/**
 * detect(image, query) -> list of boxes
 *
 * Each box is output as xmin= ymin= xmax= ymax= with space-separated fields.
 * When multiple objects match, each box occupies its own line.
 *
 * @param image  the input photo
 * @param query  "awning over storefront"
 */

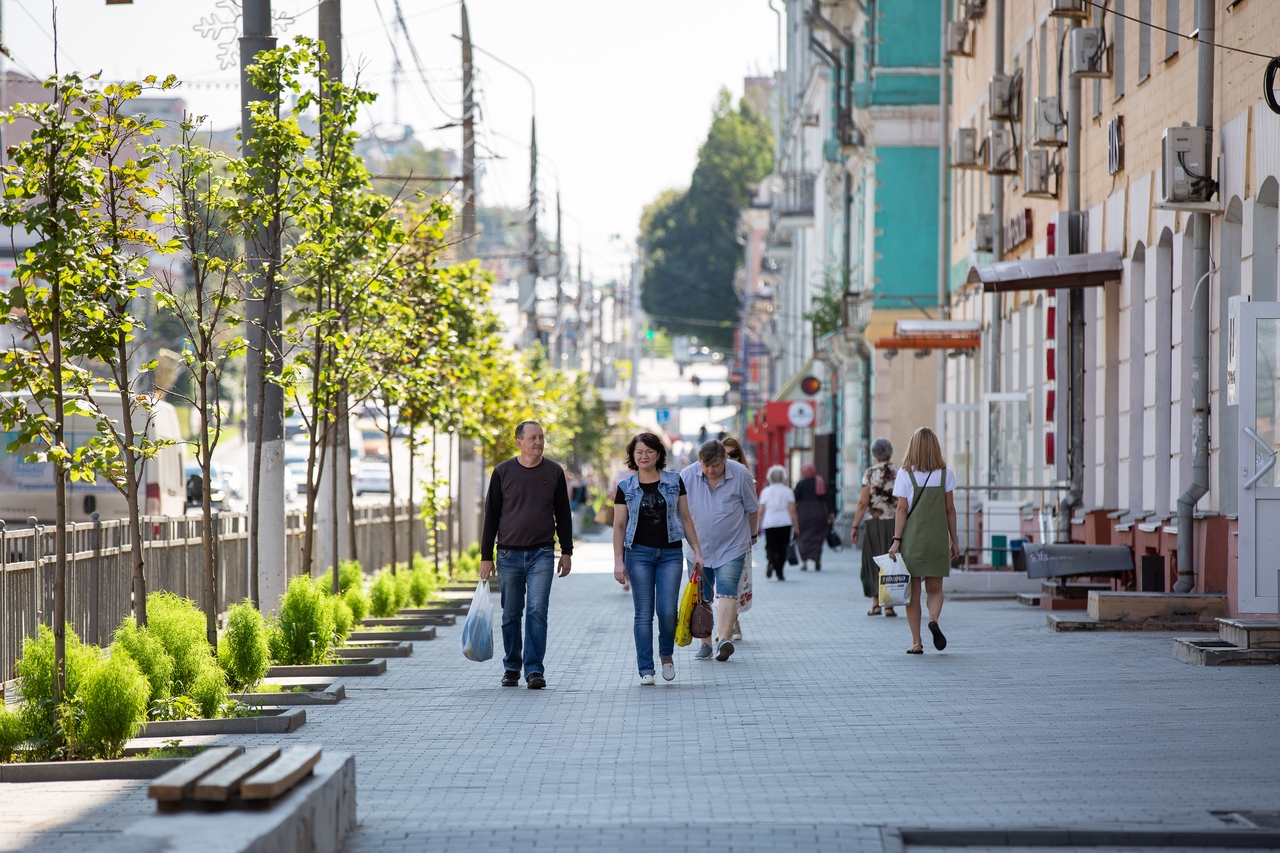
xmin=967 ymin=251 xmax=1124 ymax=294
xmin=874 ymin=319 xmax=981 ymax=351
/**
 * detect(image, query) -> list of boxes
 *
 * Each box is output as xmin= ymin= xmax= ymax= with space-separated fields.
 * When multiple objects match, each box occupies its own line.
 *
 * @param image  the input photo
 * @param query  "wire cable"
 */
xmin=1082 ymin=0 xmax=1276 ymax=61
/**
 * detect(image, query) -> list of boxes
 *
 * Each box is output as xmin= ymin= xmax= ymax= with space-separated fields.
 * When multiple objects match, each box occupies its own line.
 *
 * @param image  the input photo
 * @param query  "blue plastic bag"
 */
xmin=461 ymin=579 xmax=494 ymax=662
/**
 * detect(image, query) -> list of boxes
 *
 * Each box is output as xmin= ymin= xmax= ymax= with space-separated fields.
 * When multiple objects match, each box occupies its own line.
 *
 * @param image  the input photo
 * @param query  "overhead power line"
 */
xmin=1083 ymin=0 xmax=1276 ymax=61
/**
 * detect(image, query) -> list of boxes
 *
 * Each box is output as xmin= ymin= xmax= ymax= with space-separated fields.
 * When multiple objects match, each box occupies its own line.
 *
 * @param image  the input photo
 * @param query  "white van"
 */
xmin=0 ymin=392 xmax=185 ymax=524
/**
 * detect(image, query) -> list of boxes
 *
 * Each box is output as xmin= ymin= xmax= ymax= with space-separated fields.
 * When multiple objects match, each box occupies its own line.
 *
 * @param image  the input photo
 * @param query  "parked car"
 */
xmin=185 ymin=462 xmax=227 ymax=509
xmin=353 ymin=461 xmax=392 ymax=496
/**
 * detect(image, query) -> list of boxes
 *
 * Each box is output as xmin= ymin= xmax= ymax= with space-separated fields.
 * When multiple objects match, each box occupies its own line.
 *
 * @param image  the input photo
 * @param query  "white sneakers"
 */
xmin=662 ymin=661 xmax=675 ymax=682
xmin=639 ymin=674 xmax=655 ymax=686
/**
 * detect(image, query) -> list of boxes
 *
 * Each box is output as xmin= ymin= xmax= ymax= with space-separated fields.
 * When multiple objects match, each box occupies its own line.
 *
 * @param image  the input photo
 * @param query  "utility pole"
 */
xmin=460 ymin=1 xmax=475 ymax=257
xmin=241 ymin=0 xmax=284 ymax=611
xmin=526 ymin=117 xmax=539 ymax=346
xmin=553 ymin=190 xmax=563 ymax=364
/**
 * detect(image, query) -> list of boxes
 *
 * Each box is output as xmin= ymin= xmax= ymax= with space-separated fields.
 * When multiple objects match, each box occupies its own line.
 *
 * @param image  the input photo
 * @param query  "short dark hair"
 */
xmin=515 ymin=420 xmax=540 ymax=440
xmin=697 ymin=440 xmax=726 ymax=465
xmin=625 ymin=432 xmax=668 ymax=471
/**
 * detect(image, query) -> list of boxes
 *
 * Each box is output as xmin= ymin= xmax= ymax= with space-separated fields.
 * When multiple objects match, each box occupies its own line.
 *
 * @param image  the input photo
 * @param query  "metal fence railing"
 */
xmin=1 ymin=503 xmax=429 ymax=683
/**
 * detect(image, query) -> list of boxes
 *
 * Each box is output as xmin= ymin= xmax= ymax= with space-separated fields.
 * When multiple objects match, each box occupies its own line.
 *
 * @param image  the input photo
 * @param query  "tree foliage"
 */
xmin=638 ymin=91 xmax=773 ymax=351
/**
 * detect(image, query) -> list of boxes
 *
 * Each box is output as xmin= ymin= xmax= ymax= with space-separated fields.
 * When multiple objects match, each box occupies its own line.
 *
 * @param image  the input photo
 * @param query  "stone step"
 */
xmin=1014 ymin=592 xmax=1041 ymax=607
xmin=1087 ymin=591 xmax=1227 ymax=623
xmin=1173 ymin=637 xmax=1280 ymax=665
xmin=1040 ymin=595 xmax=1088 ymax=611
xmin=1048 ymin=614 xmax=1220 ymax=632
xmin=1216 ymin=618 xmax=1280 ymax=650
xmin=1041 ymin=580 xmax=1111 ymax=597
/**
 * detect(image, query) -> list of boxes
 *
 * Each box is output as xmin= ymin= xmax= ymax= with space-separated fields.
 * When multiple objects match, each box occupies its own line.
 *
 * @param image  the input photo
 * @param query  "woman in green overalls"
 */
xmin=886 ymin=427 xmax=960 ymax=654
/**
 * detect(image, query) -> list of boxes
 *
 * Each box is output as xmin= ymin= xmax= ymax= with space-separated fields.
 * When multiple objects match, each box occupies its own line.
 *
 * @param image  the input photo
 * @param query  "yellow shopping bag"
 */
xmin=675 ymin=570 xmax=700 ymax=647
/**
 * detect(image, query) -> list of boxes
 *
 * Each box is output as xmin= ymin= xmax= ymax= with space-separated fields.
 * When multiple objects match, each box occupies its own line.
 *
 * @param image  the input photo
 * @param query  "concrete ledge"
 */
xmin=942 ymin=570 xmax=1044 ymax=596
xmin=1088 ymin=591 xmax=1228 ymax=622
xmin=232 ymin=684 xmax=345 ymax=707
xmin=1174 ymin=637 xmax=1280 ymax=665
xmin=348 ymin=628 xmax=435 ymax=642
xmin=266 ymin=659 xmax=387 ymax=678
xmin=0 ymin=756 xmax=185 ymax=782
xmin=1217 ymin=618 xmax=1280 ymax=649
xmin=1049 ymin=614 xmax=1220 ymax=632
xmin=334 ymin=642 xmax=412 ymax=658
xmin=897 ymin=826 xmax=1280 ymax=848
xmin=361 ymin=614 xmax=455 ymax=627
xmin=124 ymin=751 xmax=356 ymax=853
xmin=142 ymin=708 xmax=306 ymax=738
xmin=399 ymin=605 xmax=468 ymax=617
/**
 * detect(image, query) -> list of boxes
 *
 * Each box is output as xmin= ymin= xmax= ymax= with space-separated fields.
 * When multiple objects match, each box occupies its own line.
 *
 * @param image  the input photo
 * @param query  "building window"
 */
xmin=1138 ymin=0 xmax=1151 ymax=82
xmin=1039 ymin=23 xmax=1048 ymax=99
xmin=1112 ymin=0 xmax=1125 ymax=100
xmin=1165 ymin=0 xmax=1180 ymax=60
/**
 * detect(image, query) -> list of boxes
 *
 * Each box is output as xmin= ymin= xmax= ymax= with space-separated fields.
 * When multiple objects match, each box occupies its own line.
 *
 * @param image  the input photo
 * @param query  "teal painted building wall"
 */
xmin=854 ymin=0 xmax=942 ymax=108
xmin=873 ymin=146 xmax=940 ymax=309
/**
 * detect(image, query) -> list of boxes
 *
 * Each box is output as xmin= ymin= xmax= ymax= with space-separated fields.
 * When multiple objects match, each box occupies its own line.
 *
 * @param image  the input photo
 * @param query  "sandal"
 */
xmin=867 ymin=605 xmax=882 ymax=616
xmin=884 ymin=607 xmax=897 ymax=617
xmin=907 ymin=644 xmax=924 ymax=655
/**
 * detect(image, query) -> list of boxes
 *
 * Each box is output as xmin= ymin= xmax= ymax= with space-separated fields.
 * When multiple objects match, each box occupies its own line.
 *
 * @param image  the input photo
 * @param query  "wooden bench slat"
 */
xmin=240 ymin=745 xmax=323 ymax=800
xmin=193 ymin=746 xmax=281 ymax=802
xmin=148 ymin=746 xmax=244 ymax=802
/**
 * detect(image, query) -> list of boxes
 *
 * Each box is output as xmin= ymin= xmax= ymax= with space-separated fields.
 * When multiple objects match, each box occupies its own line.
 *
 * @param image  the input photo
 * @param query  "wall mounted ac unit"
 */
xmin=987 ymin=125 xmax=1017 ymax=175
xmin=951 ymin=127 xmax=983 ymax=169
xmin=975 ymin=214 xmax=995 ymax=253
xmin=1024 ymin=149 xmax=1057 ymax=198
xmin=1069 ymin=28 xmax=1109 ymax=78
xmin=946 ymin=20 xmax=972 ymax=58
xmin=988 ymin=74 xmax=1016 ymax=121
xmin=1049 ymin=0 xmax=1090 ymax=18
xmin=1160 ymin=125 xmax=1216 ymax=204
xmin=965 ymin=0 xmax=988 ymax=20
xmin=1031 ymin=97 xmax=1066 ymax=147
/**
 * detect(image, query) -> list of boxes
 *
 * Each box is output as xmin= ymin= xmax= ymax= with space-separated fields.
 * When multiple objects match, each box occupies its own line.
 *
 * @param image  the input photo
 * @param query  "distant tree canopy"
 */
xmin=639 ymin=90 xmax=773 ymax=351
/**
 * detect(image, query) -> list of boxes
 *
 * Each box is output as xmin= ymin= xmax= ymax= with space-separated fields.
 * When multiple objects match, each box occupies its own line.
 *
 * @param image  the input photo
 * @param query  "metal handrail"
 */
xmin=1243 ymin=427 xmax=1276 ymax=491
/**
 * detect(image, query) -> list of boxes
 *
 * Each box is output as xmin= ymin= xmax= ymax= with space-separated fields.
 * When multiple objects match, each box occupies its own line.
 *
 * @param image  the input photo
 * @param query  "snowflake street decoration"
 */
xmin=195 ymin=0 xmax=297 ymax=71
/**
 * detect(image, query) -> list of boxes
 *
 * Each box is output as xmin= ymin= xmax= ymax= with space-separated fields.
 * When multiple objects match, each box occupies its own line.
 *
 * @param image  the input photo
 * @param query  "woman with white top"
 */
xmin=886 ymin=427 xmax=960 ymax=654
xmin=757 ymin=465 xmax=799 ymax=581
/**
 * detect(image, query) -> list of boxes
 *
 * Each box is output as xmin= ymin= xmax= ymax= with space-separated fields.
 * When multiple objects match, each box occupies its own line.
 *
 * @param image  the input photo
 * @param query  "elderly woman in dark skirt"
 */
xmin=850 ymin=438 xmax=898 ymax=616
xmin=793 ymin=462 xmax=834 ymax=571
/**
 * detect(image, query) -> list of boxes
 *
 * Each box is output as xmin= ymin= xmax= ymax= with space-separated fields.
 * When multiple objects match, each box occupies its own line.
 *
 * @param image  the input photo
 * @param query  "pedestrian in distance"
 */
xmin=757 ymin=464 xmax=799 ymax=581
xmin=612 ymin=432 xmax=705 ymax=685
xmin=680 ymin=440 xmax=759 ymax=662
xmin=721 ymin=436 xmax=752 ymax=641
xmin=851 ymin=437 xmax=899 ymax=617
xmin=886 ymin=427 xmax=960 ymax=655
xmin=479 ymin=420 xmax=574 ymax=689
xmin=793 ymin=462 xmax=834 ymax=571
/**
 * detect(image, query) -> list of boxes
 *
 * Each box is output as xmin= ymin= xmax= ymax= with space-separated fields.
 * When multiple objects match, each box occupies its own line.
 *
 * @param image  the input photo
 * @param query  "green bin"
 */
xmin=991 ymin=534 xmax=1008 ymax=568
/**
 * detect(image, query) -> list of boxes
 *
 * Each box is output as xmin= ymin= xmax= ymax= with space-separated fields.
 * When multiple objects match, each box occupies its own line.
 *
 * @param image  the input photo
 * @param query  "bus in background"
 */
xmin=0 ymin=393 xmax=185 ymax=524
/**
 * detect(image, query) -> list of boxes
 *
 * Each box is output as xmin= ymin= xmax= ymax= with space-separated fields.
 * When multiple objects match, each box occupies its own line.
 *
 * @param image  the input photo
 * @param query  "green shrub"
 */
xmin=271 ymin=575 xmax=335 ymax=665
xmin=111 ymin=617 xmax=175 ymax=705
xmin=189 ymin=666 xmax=228 ymax=719
xmin=394 ymin=567 xmax=413 ymax=609
xmin=78 ymin=652 xmax=149 ymax=759
xmin=368 ymin=569 xmax=399 ymax=618
xmin=331 ymin=598 xmax=354 ymax=644
xmin=406 ymin=554 xmax=439 ymax=606
xmin=146 ymin=591 xmax=217 ymax=694
xmin=338 ymin=559 xmax=364 ymax=594
xmin=343 ymin=584 xmax=370 ymax=623
xmin=15 ymin=624 xmax=99 ymax=758
xmin=0 ymin=705 xmax=27 ymax=762
xmin=217 ymin=600 xmax=270 ymax=692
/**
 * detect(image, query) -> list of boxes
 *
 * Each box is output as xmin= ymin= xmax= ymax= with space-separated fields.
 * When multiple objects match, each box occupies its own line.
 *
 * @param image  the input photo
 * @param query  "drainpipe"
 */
xmin=938 ymin=0 xmax=950 ymax=414
xmin=1059 ymin=14 xmax=1084 ymax=544
xmin=988 ymin=0 xmax=1005 ymax=496
xmin=1175 ymin=0 xmax=1215 ymax=593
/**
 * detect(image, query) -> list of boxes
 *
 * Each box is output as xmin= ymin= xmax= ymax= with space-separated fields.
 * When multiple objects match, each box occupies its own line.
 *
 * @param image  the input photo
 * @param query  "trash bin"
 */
xmin=1009 ymin=538 xmax=1026 ymax=572
xmin=991 ymin=534 xmax=1008 ymax=568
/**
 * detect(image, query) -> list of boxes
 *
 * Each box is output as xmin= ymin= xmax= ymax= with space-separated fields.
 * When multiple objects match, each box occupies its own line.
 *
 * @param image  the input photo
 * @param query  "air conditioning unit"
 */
xmin=1160 ymin=125 xmax=1216 ymax=204
xmin=975 ymin=213 xmax=995 ymax=252
xmin=946 ymin=20 xmax=972 ymax=58
xmin=951 ymin=127 xmax=983 ymax=169
xmin=1049 ymin=0 xmax=1090 ymax=18
xmin=988 ymin=74 xmax=1016 ymax=121
xmin=1032 ymin=97 xmax=1066 ymax=147
xmin=965 ymin=0 xmax=988 ymax=20
xmin=1024 ymin=149 xmax=1057 ymax=198
xmin=1069 ymin=28 xmax=1109 ymax=78
xmin=987 ymin=125 xmax=1017 ymax=174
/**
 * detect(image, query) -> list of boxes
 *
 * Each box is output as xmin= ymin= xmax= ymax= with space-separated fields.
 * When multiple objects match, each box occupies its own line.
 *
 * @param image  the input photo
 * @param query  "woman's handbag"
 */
xmin=594 ymin=502 xmax=614 ymax=526
xmin=690 ymin=571 xmax=714 ymax=640
xmin=675 ymin=569 xmax=699 ymax=646
xmin=786 ymin=540 xmax=800 ymax=566
xmin=826 ymin=525 xmax=843 ymax=550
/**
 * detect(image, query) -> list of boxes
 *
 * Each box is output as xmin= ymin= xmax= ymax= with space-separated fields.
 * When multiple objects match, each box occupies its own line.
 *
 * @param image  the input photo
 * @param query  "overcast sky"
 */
xmin=2 ymin=0 xmax=781 ymax=280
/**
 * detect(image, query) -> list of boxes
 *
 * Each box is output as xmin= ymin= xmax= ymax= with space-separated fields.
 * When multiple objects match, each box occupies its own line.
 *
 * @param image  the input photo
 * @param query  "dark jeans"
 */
xmin=764 ymin=526 xmax=791 ymax=578
xmin=496 ymin=547 xmax=554 ymax=676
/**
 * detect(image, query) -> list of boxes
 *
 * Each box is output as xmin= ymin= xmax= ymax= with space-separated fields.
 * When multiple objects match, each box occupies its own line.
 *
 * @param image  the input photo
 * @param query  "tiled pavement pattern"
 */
xmin=3 ymin=538 xmax=1279 ymax=852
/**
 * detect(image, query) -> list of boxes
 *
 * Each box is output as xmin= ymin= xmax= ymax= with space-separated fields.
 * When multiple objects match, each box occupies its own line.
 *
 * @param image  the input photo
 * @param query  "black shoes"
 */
xmin=501 ymin=670 xmax=520 ymax=687
xmin=526 ymin=672 xmax=546 ymax=690
xmin=928 ymin=620 xmax=947 ymax=651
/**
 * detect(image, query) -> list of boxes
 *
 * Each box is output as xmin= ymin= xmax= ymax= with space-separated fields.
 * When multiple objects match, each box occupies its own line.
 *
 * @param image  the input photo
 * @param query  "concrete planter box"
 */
xmin=361 ymin=614 xmax=455 ymax=627
xmin=233 ymin=683 xmax=345 ymax=706
xmin=400 ymin=605 xmax=468 ymax=617
xmin=142 ymin=707 xmax=307 ymax=738
xmin=266 ymin=659 xmax=387 ymax=678
xmin=348 ymin=627 xmax=435 ymax=642
xmin=0 ymin=756 xmax=186 ymax=783
xmin=335 ymin=641 xmax=412 ymax=658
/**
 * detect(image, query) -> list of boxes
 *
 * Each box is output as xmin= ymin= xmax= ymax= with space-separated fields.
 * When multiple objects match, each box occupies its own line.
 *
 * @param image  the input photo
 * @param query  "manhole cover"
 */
xmin=1213 ymin=810 xmax=1280 ymax=828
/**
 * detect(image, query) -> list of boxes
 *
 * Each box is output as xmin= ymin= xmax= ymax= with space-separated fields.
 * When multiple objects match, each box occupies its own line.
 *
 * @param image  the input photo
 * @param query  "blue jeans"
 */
xmin=625 ymin=545 xmax=684 ymax=676
xmin=694 ymin=553 xmax=746 ymax=600
xmin=496 ymin=547 xmax=555 ymax=676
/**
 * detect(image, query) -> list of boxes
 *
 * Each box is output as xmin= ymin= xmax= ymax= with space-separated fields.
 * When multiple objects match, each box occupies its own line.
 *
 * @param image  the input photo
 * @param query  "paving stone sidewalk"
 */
xmin=3 ymin=539 xmax=1279 ymax=852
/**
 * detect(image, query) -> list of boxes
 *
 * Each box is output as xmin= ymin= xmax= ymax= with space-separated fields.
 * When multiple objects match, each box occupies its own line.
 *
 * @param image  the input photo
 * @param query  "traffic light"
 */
xmin=645 ymin=328 xmax=654 ymax=339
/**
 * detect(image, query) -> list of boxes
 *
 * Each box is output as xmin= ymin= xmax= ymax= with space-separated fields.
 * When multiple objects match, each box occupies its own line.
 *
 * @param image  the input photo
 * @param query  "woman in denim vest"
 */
xmin=613 ymin=432 xmax=704 ymax=685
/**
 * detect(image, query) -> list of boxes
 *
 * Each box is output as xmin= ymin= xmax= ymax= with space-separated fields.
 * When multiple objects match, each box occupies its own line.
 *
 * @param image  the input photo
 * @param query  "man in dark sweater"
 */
xmin=479 ymin=420 xmax=574 ymax=689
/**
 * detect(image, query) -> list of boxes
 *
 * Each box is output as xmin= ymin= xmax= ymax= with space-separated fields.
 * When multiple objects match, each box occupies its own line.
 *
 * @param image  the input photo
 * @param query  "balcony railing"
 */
xmin=775 ymin=172 xmax=816 ymax=219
